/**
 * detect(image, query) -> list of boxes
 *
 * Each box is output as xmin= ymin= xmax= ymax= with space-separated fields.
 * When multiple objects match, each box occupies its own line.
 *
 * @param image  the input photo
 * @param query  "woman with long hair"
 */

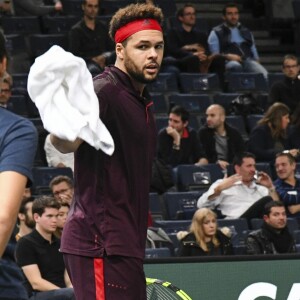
xmin=248 ymin=102 xmax=298 ymax=162
xmin=177 ymin=208 xmax=233 ymax=256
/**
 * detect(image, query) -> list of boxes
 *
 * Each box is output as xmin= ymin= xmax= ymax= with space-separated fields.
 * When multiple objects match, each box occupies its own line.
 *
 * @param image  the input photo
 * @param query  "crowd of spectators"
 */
xmin=1 ymin=3 xmax=300 ymax=294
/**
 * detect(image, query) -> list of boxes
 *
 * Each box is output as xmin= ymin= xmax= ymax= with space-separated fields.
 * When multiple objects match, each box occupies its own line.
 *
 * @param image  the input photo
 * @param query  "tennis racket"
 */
xmin=146 ymin=277 xmax=192 ymax=300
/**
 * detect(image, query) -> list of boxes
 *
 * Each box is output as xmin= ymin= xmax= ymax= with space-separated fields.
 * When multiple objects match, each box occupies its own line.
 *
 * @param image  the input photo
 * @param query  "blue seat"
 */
xmin=5 ymin=34 xmax=27 ymax=56
xmin=145 ymin=247 xmax=171 ymax=258
xmin=225 ymin=115 xmax=248 ymax=140
xmin=246 ymin=114 xmax=263 ymax=133
xmin=149 ymin=193 xmax=163 ymax=221
xmin=42 ymin=15 xmax=79 ymax=34
xmin=12 ymin=73 xmax=28 ymax=90
xmin=147 ymin=72 xmax=179 ymax=93
xmin=2 ymin=16 xmax=41 ymax=34
xmin=176 ymin=164 xmax=224 ymax=192
xmin=154 ymin=0 xmax=177 ymax=18
xmin=32 ymin=167 xmax=73 ymax=194
xmin=293 ymin=0 xmax=300 ymax=19
xmin=255 ymin=162 xmax=273 ymax=179
xmin=213 ymin=93 xmax=240 ymax=114
xmin=150 ymin=93 xmax=168 ymax=114
xmin=153 ymin=220 xmax=191 ymax=234
xmin=227 ymin=72 xmax=268 ymax=92
xmin=179 ymin=73 xmax=220 ymax=93
xmin=28 ymin=34 xmax=68 ymax=58
xmin=218 ymin=218 xmax=249 ymax=246
xmin=268 ymin=72 xmax=285 ymax=89
xmin=163 ymin=191 xmax=201 ymax=220
xmin=168 ymin=93 xmax=212 ymax=115
xmin=8 ymin=95 xmax=28 ymax=117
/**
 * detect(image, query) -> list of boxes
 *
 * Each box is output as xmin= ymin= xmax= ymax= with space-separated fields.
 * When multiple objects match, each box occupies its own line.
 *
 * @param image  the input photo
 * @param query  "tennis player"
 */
xmin=51 ymin=3 xmax=164 ymax=299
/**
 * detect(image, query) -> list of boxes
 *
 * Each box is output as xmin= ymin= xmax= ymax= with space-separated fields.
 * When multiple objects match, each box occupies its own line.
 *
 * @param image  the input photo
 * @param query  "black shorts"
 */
xmin=64 ymin=254 xmax=146 ymax=300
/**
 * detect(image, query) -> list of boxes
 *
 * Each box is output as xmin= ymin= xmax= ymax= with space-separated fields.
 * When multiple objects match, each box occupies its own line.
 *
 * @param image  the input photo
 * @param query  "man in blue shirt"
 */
xmin=208 ymin=2 xmax=268 ymax=79
xmin=274 ymin=152 xmax=300 ymax=218
xmin=0 ymin=108 xmax=38 ymax=300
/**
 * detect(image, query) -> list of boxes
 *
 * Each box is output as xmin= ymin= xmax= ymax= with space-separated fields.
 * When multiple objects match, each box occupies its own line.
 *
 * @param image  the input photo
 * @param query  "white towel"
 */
xmin=27 ymin=45 xmax=114 ymax=155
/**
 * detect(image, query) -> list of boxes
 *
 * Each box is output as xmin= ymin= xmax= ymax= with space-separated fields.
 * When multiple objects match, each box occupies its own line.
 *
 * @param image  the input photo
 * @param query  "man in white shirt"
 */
xmin=197 ymin=152 xmax=278 ymax=219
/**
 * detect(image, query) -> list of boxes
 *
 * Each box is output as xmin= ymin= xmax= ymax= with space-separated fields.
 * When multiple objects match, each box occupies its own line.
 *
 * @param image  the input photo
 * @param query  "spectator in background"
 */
xmin=248 ymin=102 xmax=298 ymax=162
xmin=197 ymin=152 xmax=278 ymax=220
xmin=288 ymin=106 xmax=300 ymax=150
xmin=246 ymin=201 xmax=296 ymax=254
xmin=15 ymin=196 xmax=74 ymax=299
xmin=68 ymin=0 xmax=115 ymax=76
xmin=13 ymin=0 xmax=62 ymax=16
xmin=269 ymin=54 xmax=300 ymax=112
xmin=274 ymin=152 xmax=300 ymax=218
xmin=198 ymin=104 xmax=245 ymax=170
xmin=15 ymin=197 xmax=35 ymax=241
xmin=177 ymin=208 xmax=233 ymax=256
xmin=44 ymin=133 xmax=74 ymax=171
xmin=54 ymin=201 xmax=70 ymax=238
xmin=208 ymin=2 xmax=268 ymax=79
xmin=157 ymin=105 xmax=208 ymax=167
xmin=165 ymin=4 xmax=226 ymax=89
xmin=0 ymin=72 xmax=12 ymax=108
xmin=49 ymin=175 xmax=74 ymax=205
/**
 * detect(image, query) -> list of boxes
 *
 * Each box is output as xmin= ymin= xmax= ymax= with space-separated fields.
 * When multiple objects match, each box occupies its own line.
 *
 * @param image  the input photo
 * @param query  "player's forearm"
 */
xmin=50 ymin=134 xmax=83 ymax=153
xmin=30 ymin=278 xmax=60 ymax=291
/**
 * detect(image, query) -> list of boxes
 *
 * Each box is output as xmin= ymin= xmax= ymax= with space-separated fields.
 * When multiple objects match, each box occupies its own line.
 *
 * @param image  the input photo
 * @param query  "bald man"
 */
xmin=198 ymin=104 xmax=245 ymax=170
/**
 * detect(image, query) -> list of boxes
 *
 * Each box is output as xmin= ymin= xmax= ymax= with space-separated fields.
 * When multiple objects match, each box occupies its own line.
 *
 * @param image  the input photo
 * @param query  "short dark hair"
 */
xmin=282 ymin=54 xmax=299 ymax=66
xmin=176 ymin=3 xmax=195 ymax=19
xmin=32 ymin=196 xmax=61 ymax=216
xmin=169 ymin=105 xmax=189 ymax=122
xmin=109 ymin=3 xmax=164 ymax=43
xmin=49 ymin=175 xmax=73 ymax=190
xmin=17 ymin=197 xmax=34 ymax=225
xmin=222 ymin=2 xmax=239 ymax=15
xmin=275 ymin=152 xmax=296 ymax=164
xmin=232 ymin=152 xmax=256 ymax=167
xmin=264 ymin=201 xmax=285 ymax=216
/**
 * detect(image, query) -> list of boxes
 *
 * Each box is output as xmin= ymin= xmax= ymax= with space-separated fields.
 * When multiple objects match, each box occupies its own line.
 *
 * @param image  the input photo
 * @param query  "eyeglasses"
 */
xmin=283 ymin=64 xmax=298 ymax=69
xmin=53 ymin=188 xmax=71 ymax=197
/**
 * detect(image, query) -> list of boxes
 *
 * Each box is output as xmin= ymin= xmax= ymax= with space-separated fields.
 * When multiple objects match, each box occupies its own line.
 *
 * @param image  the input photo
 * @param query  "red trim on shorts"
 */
xmin=94 ymin=258 xmax=105 ymax=300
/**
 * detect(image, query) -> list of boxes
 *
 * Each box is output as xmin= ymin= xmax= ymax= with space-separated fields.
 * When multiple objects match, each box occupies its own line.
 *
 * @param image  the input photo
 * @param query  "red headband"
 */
xmin=114 ymin=19 xmax=162 ymax=43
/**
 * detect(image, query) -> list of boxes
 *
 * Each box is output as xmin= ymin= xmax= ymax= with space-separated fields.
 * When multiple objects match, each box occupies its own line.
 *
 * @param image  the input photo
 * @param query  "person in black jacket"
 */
xmin=165 ymin=4 xmax=226 ymax=89
xmin=246 ymin=201 xmax=297 ymax=254
xmin=248 ymin=102 xmax=298 ymax=162
xmin=269 ymin=54 xmax=300 ymax=112
xmin=157 ymin=105 xmax=208 ymax=167
xmin=177 ymin=208 xmax=233 ymax=256
xmin=199 ymin=104 xmax=245 ymax=170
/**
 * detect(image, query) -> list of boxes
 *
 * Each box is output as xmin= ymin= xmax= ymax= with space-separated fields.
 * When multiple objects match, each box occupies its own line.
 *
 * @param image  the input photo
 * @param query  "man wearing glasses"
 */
xmin=269 ymin=54 xmax=300 ymax=111
xmin=49 ymin=175 xmax=74 ymax=205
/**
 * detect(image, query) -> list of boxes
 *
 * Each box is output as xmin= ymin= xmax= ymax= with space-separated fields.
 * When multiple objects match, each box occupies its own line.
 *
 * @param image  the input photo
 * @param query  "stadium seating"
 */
xmin=145 ymin=247 xmax=172 ymax=258
xmin=163 ymin=191 xmax=201 ymax=220
xmin=175 ymin=164 xmax=224 ymax=191
xmin=168 ymin=93 xmax=212 ymax=115
xmin=2 ymin=16 xmax=41 ymax=34
xmin=179 ymin=73 xmax=220 ymax=93
xmin=226 ymin=72 xmax=268 ymax=92
xmin=147 ymin=72 xmax=179 ymax=93
xmin=27 ymin=34 xmax=68 ymax=58
xmin=31 ymin=167 xmax=73 ymax=194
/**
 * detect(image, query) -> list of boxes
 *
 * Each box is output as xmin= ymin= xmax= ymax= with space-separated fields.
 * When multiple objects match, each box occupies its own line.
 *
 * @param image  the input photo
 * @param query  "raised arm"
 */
xmin=50 ymin=134 xmax=83 ymax=154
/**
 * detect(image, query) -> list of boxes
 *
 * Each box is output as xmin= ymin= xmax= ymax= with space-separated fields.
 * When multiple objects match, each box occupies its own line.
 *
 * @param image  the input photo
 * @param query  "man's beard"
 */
xmin=124 ymin=57 xmax=160 ymax=84
xmin=25 ymin=216 xmax=35 ymax=229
